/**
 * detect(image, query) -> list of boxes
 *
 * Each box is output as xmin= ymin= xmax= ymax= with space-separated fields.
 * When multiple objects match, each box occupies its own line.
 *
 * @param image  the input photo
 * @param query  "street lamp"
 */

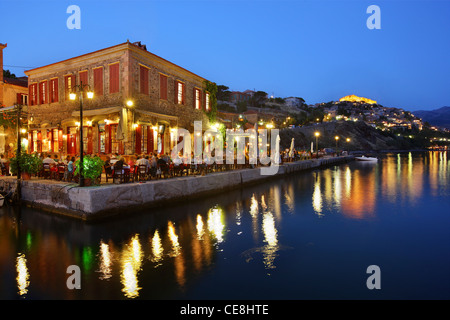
xmin=335 ymin=136 xmax=339 ymax=155
xmin=314 ymin=131 xmax=320 ymax=158
xmin=69 ymin=81 xmax=94 ymax=187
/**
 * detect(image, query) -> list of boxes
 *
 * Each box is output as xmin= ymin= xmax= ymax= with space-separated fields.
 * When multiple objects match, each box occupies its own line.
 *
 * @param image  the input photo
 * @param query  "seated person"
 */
xmin=113 ymin=156 xmax=125 ymax=171
xmin=42 ymin=154 xmax=54 ymax=165
xmin=104 ymin=156 xmax=112 ymax=175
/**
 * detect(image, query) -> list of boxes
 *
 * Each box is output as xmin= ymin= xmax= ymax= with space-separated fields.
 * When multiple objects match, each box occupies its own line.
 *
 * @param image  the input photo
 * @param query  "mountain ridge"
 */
xmin=412 ymin=106 xmax=450 ymax=129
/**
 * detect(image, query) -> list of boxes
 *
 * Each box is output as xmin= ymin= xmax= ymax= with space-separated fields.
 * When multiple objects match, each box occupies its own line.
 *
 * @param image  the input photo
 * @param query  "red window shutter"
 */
xmin=105 ymin=125 xmax=110 ymax=154
xmin=140 ymin=66 xmax=148 ymax=95
xmin=88 ymin=127 xmax=93 ymax=154
xmin=79 ymin=71 xmax=88 ymax=86
xmin=55 ymin=79 xmax=59 ymax=103
xmin=49 ymin=129 xmax=54 ymax=152
xmin=135 ymin=125 xmax=142 ymax=154
xmin=58 ymin=129 xmax=63 ymax=152
xmin=50 ymin=79 xmax=58 ymax=103
xmin=160 ymin=74 xmax=167 ymax=100
xmin=193 ymin=88 xmax=196 ymax=108
xmin=28 ymin=86 xmax=33 ymax=105
xmin=79 ymin=71 xmax=88 ymax=97
xmin=109 ymin=63 xmax=119 ymax=94
xmin=38 ymin=82 xmax=42 ymax=104
xmin=203 ymin=91 xmax=206 ymax=111
xmin=37 ymin=131 xmax=42 ymax=153
xmin=94 ymin=68 xmax=103 ymax=96
xmin=182 ymin=83 xmax=186 ymax=105
xmin=174 ymin=81 xmax=178 ymax=104
xmin=118 ymin=141 xmax=124 ymax=155
xmin=16 ymin=93 xmax=22 ymax=104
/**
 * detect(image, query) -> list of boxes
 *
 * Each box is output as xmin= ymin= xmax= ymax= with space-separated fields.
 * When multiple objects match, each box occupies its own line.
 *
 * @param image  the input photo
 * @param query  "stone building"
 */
xmin=24 ymin=40 xmax=212 ymax=156
xmin=0 ymin=42 xmax=29 ymax=157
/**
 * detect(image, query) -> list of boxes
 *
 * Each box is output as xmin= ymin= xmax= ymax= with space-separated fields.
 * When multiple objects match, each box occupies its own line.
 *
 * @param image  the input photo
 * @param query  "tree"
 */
xmin=216 ymin=85 xmax=231 ymax=101
xmin=3 ymin=69 xmax=16 ymax=79
xmin=252 ymin=91 xmax=268 ymax=107
xmin=236 ymin=101 xmax=248 ymax=113
xmin=203 ymin=80 xmax=218 ymax=123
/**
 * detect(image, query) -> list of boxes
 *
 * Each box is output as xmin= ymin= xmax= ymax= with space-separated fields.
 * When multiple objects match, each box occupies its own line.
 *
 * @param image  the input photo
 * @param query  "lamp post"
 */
xmin=314 ymin=131 xmax=320 ymax=158
xmin=69 ymin=81 xmax=94 ymax=187
xmin=335 ymin=135 xmax=339 ymax=156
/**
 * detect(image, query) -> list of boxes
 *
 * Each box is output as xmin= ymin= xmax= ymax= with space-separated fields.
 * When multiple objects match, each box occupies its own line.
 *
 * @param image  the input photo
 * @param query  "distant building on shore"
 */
xmin=339 ymin=95 xmax=377 ymax=105
xmin=230 ymin=89 xmax=254 ymax=104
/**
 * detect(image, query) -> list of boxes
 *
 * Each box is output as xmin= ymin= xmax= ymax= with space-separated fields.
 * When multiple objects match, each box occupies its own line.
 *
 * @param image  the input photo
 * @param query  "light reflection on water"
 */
xmin=1 ymin=151 xmax=449 ymax=299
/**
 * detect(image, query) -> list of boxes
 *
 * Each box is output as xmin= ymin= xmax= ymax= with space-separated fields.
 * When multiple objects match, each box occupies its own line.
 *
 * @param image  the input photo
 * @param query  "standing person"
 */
xmin=0 ymin=154 xmax=7 ymax=176
xmin=67 ymin=156 xmax=75 ymax=182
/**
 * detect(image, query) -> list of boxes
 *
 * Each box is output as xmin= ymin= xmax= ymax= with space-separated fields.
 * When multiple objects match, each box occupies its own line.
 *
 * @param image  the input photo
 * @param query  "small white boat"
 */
xmin=355 ymin=155 xmax=378 ymax=162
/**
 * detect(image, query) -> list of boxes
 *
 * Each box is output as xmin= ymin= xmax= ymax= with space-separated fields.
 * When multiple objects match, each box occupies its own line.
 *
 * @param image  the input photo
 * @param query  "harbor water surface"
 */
xmin=1 ymin=151 xmax=449 ymax=299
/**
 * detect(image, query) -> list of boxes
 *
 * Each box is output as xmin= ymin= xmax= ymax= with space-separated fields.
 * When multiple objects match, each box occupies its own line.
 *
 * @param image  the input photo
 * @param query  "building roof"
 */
xmin=25 ymin=41 xmax=207 ymax=81
xmin=3 ymin=76 xmax=28 ymax=88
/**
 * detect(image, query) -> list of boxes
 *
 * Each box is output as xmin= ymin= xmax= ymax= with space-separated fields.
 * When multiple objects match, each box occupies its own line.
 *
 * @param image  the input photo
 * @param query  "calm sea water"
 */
xmin=1 ymin=151 xmax=449 ymax=300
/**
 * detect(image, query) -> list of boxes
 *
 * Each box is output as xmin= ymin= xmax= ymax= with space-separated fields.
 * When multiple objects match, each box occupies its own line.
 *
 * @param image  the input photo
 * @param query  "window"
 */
xmin=50 ymin=78 xmax=58 ymax=103
xmin=159 ymin=74 xmax=167 ymax=100
xmin=32 ymin=130 xmax=40 ymax=153
xmin=98 ymin=123 xmax=106 ymax=153
xmin=29 ymin=84 xmax=37 ymax=106
xmin=17 ymin=93 xmax=28 ymax=105
xmin=42 ymin=129 xmax=50 ymax=153
xmin=140 ymin=66 xmax=149 ymax=95
xmin=39 ymin=81 xmax=48 ymax=104
xmin=194 ymin=88 xmax=202 ymax=110
xmin=65 ymin=75 xmax=76 ymax=100
xmin=109 ymin=63 xmax=120 ymax=94
xmin=205 ymin=92 xmax=210 ymax=111
xmin=82 ymin=126 xmax=93 ymax=154
xmin=175 ymin=81 xmax=185 ymax=105
xmin=94 ymin=67 xmax=103 ymax=96
xmin=52 ymin=128 xmax=60 ymax=153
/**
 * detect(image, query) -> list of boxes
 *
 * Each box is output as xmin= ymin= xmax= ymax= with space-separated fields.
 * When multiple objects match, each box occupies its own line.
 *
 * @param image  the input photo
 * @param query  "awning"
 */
xmin=135 ymin=109 xmax=178 ymax=121
xmin=0 ymin=105 xmax=18 ymax=112
xmin=116 ymin=107 xmax=128 ymax=142
xmin=71 ymin=106 xmax=122 ymax=117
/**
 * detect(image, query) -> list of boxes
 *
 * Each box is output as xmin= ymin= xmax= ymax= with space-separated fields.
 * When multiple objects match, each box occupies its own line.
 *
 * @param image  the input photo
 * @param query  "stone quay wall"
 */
xmin=1 ymin=156 xmax=353 ymax=221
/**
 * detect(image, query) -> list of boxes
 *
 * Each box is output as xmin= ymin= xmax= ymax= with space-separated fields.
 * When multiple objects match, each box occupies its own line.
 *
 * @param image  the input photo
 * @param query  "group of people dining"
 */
xmin=1 ymin=145 xmax=316 ymax=184
xmin=102 ymin=151 xmax=205 ymax=182
xmin=41 ymin=153 xmax=76 ymax=181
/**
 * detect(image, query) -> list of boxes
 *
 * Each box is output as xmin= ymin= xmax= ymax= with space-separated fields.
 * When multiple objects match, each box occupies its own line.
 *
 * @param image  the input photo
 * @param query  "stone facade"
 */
xmin=24 ymin=41 xmax=212 ymax=156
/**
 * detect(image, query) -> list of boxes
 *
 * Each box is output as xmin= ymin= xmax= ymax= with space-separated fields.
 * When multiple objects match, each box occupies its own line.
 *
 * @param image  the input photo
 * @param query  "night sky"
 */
xmin=1 ymin=0 xmax=449 ymax=111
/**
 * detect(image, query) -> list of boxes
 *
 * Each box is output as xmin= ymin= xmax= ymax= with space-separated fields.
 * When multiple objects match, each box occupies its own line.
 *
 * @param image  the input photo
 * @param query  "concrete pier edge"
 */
xmin=1 ymin=156 xmax=354 ymax=221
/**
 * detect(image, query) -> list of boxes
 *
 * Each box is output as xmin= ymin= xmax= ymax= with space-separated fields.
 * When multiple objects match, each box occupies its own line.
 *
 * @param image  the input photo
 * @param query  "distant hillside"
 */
xmin=279 ymin=121 xmax=428 ymax=152
xmin=413 ymin=107 xmax=450 ymax=129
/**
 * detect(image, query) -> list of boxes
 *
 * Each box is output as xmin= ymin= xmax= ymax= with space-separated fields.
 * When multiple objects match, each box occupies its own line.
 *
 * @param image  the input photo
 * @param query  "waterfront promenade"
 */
xmin=0 ymin=156 xmax=353 ymax=221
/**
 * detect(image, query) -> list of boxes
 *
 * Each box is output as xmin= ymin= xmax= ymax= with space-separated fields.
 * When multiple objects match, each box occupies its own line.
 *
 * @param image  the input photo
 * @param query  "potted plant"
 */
xmin=9 ymin=152 xmax=43 ymax=180
xmin=74 ymin=156 xmax=104 ymax=186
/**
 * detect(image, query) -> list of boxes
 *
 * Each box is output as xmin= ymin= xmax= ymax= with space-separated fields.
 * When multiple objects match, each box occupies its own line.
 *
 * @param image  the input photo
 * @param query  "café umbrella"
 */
xmin=289 ymin=138 xmax=295 ymax=158
xmin=116 ymin=108 xmax=128 ymax=141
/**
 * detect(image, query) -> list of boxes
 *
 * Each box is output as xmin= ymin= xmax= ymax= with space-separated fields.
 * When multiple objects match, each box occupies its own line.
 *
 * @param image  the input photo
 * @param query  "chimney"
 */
xmin=0 ymin=43 xmax=7 ymax=106
xmin=0 ymin=43 xmax=6 ymax=82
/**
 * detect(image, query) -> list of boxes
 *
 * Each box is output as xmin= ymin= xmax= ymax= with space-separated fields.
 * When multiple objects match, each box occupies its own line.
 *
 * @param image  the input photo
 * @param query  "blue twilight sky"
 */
xmin=1 ymin=0 xmax=449 ymax=111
